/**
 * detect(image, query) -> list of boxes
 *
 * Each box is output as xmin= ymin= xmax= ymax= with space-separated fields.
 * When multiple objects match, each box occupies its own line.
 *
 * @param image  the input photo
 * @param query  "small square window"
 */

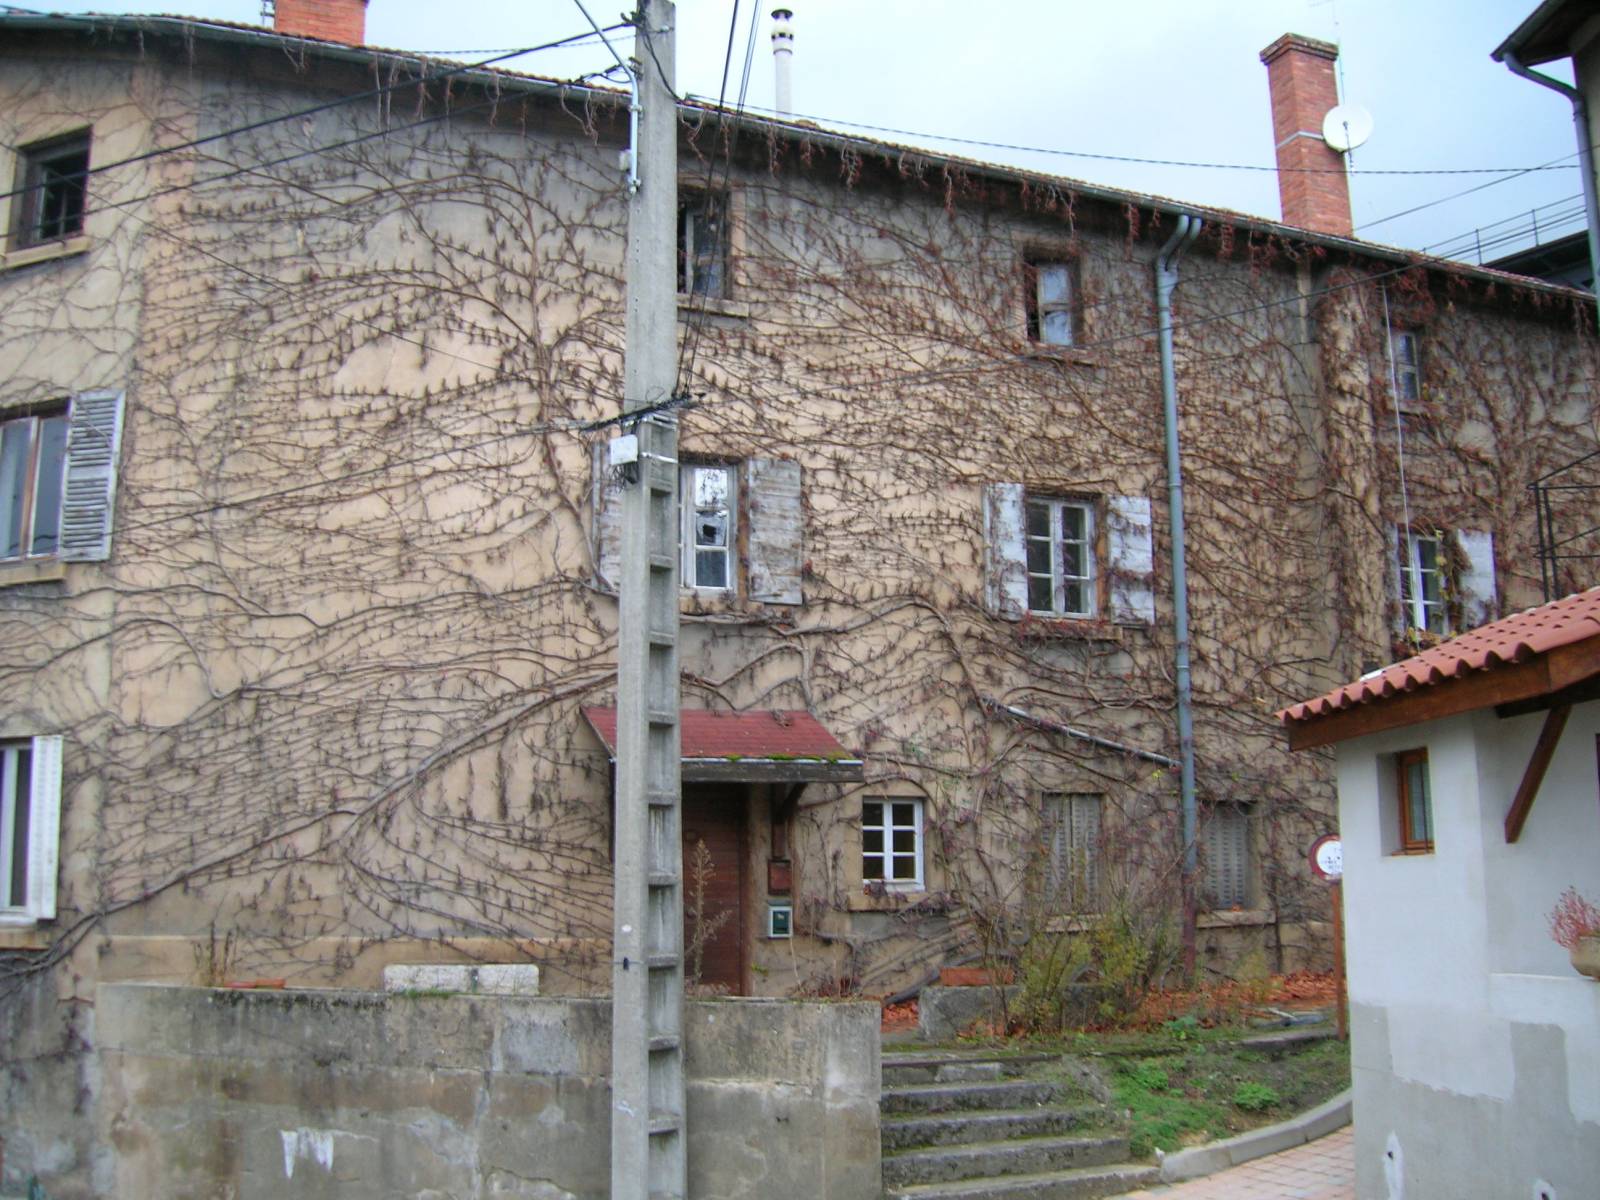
xmin=680 ymin=463 xmax=735 ymax=591
xmin=862 ymin=798 xmax=923 ymax=890
xmin=1025 ymin=497 xmax=1095 ymax=618
xmin=12 ymin=131 xmax=90 ymax=250
xmin=1395 ymin=748 xmax=1433 ymax=853
xmin=678 ymin=191 xmax=729 ymax=299
xmin=1024 ymin=258 xmax=1077 ymax=347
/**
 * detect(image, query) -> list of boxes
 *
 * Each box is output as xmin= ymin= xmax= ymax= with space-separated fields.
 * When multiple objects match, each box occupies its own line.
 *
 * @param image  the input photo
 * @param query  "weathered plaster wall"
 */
xmin=1335 ymin=704 xmax=1600 ymax=1199
xmin=93 ymin=985 xmax=880 ymax=1200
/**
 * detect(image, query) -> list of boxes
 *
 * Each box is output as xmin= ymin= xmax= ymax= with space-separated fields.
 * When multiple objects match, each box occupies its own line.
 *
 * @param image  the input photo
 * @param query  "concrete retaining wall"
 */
xmin=93 ymin=984 xmax=880 ymax=1200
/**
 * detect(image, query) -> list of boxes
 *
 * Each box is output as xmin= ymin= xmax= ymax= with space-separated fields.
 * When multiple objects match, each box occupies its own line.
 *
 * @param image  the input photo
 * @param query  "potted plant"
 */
xmin=1548 ymin=887 xmax=1600 ymax=981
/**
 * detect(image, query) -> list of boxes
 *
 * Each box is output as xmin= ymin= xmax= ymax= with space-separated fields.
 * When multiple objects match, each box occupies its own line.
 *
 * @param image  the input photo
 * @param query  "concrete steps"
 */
xmin=879 ymin=1051 xmax=1158 ymax=1200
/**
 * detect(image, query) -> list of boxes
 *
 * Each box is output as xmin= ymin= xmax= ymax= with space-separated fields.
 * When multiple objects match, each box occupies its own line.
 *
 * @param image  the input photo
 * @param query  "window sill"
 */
xmin=1196 ymin=908 xmax=1276 ymax=929
xmin=3 ymin=234 xmax=92 ymax=273
xmin=1023 ymin=343 xmax=1102 ymax=368
xmin=1389 ymin=846 xmax=1434 ymax=857
xmin=676 ymin=294 xmax=750 ymax=321
xmin=0 ymin=558 xmax=67 ymax=588
xmin=0 ymin=923 xmax=52 ymax=949
xmin=1017 ymin=615 xmax=1122 ymax=644
xmin=849 ymin=886 xmax=926 ymax=912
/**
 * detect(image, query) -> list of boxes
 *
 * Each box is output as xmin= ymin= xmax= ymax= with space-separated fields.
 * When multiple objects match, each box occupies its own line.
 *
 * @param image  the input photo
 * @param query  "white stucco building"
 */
xmin=1280 ymin=587 xmax=1600 ymax=1200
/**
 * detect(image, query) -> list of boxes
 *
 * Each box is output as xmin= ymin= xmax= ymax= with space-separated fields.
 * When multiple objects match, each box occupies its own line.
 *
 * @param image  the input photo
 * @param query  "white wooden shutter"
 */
xmin=1106 ymin=495 xmax=1155 ymax=624
xmin=27 ymin=735 xmax=63 ymax=920
xmin=58 ymin=390 xmax=125 ymax=562
xmin=745 ymin=457 xmax=803 ymax=605
xmin=983 ymin=482 xmax=1027 ymax=619
xmin=592 ymin=442 xmax=623 ymax=592
xmin=1455 ymin=530 xmax=1496 ymax=630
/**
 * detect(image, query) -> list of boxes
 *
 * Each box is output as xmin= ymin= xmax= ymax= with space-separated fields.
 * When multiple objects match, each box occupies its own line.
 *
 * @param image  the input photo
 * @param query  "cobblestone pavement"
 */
xmin=1112 ymin=1125 xmax=1355 ymax=1200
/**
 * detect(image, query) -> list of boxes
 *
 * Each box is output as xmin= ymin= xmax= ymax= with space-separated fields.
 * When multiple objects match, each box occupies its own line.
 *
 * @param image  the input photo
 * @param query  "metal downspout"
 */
xmin=1502 ymin=50 xmax=1600 ymax=295
xmin=1155 ymin=213 xmax=1202 ymax=974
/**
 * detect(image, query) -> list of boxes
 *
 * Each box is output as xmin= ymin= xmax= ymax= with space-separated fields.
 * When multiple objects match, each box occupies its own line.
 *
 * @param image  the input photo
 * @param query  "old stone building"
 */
xmin=1 ymin=4 xmax=1596 ymax=1193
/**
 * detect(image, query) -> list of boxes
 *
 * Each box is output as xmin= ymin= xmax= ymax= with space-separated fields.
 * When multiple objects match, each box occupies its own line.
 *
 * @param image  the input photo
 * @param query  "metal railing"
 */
xmin=1531 ymin=447 xmax=1600 ymax=602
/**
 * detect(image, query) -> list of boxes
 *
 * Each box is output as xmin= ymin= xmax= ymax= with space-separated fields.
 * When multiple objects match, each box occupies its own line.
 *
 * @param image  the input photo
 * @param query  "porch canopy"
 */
xmin=581 ymin=707 xmax=864 ymax=783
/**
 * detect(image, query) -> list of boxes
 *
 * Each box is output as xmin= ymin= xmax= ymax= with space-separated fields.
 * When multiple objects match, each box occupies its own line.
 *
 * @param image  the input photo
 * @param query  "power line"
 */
xmin=688 ymin=97 xmax=1584 ymax=180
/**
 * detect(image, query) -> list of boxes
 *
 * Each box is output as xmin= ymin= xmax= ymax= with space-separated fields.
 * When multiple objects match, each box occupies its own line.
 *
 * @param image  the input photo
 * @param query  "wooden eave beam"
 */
xmin=1505 ymin=703 xmax=1571 ymax=844
xmin=1284 ymin=633 xmax=1600 ymax=752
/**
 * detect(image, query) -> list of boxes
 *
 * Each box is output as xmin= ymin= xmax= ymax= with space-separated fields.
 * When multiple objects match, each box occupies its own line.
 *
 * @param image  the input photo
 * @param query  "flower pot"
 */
xmin=1570 ymin=935 xmax=1600 ymax=981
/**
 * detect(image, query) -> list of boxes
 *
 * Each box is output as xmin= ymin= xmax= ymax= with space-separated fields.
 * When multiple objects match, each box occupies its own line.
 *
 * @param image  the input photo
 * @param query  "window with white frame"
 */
xmin=678 ymin=191 xmax=729 ymax=299
xmin=1025 ymin=497 xmax=1095 ymax=618
xmin=1399 ymin=530 xmax=1449 ymax=637
xmin=1044 ymin=792 xmax=1101 ymax=912
xmin=1390 ymin=329 xmax=1421 ymax=410
xmin=862 ymin=798 xmax=922 ymax=889
xmin=680 ymin=463 xmax=735 ymax=591
xmin=11 ymin=130 xmax=90 ymax=250
xmin=0 ymin=406 xmax=70 ymax=560
xmin=1202 ymin=803 xmax=1252 ymax=911
xmin=1024 ymin=258 xmax=1077 ymax=347
xmin=1 ymin=736 xmax=63 ymax=923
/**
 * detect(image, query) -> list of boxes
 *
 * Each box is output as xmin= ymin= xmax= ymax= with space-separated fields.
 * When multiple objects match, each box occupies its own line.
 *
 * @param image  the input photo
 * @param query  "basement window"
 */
xmin=12 ymin=131 xmax=90 ymax=249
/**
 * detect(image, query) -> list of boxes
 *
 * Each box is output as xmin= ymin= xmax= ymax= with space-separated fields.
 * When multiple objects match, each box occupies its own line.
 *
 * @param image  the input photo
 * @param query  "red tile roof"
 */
xmin=581 ymin=707 xmax=857 ymax=761
xmin=1277 ymin=586 xmax=1600 ymax=725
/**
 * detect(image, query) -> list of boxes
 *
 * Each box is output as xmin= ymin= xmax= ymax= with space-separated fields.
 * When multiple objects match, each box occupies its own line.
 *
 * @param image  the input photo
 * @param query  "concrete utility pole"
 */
xmin=610 ymin=2 xmax=684 ymax=1198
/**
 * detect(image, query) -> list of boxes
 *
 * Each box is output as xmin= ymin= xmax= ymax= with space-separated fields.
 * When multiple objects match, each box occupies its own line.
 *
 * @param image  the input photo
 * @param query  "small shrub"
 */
xmin=1232 ymin=1081 xmax=1280 ymax=1112
xmin=1126 ymin=1062 xmax=1170 ymax=1092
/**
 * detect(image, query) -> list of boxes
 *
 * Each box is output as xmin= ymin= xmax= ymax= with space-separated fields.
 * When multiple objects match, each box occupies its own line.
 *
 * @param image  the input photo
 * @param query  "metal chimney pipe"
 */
xmin=771 ymin=8 xmax=794 ymax=116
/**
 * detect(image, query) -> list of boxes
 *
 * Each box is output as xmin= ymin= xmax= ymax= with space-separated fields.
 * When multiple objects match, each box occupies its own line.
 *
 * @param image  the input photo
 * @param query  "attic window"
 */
xmin=12 ymin=131 xmax=90 ymax=249
xmin=678 ymin=191 xmax=729 ymax=299
xmin=1024 ymin=258 xmax=1077 ymax=347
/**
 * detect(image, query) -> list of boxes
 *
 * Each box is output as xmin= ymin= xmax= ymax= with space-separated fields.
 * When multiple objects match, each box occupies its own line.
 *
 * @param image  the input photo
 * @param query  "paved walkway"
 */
xmin=1112 ymin=1125 xmax=1355 ymax=1199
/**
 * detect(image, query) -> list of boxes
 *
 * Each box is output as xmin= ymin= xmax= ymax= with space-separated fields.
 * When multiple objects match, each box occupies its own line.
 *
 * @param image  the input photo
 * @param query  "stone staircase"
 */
xmin=879 ymin=1050 xmax=1159 ymax=1200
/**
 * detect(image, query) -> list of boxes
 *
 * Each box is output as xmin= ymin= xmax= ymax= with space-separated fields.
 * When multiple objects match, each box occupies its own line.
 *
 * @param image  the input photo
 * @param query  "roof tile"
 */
xmin=1277 ymin=586 xmax=1600 ymax=724
xmin=582 ymin=707 xmax=855 ymax=761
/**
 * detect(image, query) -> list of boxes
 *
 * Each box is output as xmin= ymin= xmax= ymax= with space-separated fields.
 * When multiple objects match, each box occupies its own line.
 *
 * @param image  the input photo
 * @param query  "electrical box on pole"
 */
xmin=611 ymin=3 xmax=684 ymax=1199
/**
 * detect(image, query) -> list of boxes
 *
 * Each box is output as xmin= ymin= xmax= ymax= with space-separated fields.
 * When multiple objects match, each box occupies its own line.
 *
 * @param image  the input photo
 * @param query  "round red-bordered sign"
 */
xmin=1309 ymin=834 xmax=1343 ymax=882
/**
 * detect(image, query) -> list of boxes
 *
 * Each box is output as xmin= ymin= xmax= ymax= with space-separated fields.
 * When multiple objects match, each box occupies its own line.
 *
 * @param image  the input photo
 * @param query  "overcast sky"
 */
xmin=34 ymin=0 xmax=1583 ymax=264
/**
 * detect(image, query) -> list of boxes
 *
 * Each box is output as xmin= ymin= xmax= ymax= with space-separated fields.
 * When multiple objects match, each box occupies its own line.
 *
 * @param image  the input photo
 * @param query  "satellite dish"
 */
xmin=1322 ymin=103 xmax=1373 ymax=153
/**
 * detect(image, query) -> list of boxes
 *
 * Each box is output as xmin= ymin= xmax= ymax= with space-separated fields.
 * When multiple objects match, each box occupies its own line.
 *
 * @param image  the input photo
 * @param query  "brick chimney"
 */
xmin=274 ymin=0 xmax=369 ymax=44
xmin=1260 ymin=33 xmax=1352 ymax=237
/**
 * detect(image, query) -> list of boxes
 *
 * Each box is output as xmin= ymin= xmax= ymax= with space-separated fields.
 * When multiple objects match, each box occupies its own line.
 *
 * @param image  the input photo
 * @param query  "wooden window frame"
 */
xmin=679 ymin=461 xmax=736 ymax=593
xmin=1023 ymin=256 xmax=1078 ymax=347
xmin=1025 ymin=495 xmax=1096 ymax=619
xmin=677 ymin=189 xmax=730 ymax=300
xmin=1390 ymin=329 xmax=1422 ymax=412
xmin=12 ymin=130 xmax=91 ymax=251
xmin=1395 ymin=747 xmax=1434 ymax=853
xmin=1399 ymin=529 xmax=1449 ymax=638
xmin=0 ymin=405 xmax=71 ymax=562
xmin=862 ymin=797 xmax=923 ymax=891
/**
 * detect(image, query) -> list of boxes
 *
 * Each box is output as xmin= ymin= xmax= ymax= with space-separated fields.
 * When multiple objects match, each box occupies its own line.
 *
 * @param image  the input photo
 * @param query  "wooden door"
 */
xmin=681 ymin=785 xmax=746 ymax=995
